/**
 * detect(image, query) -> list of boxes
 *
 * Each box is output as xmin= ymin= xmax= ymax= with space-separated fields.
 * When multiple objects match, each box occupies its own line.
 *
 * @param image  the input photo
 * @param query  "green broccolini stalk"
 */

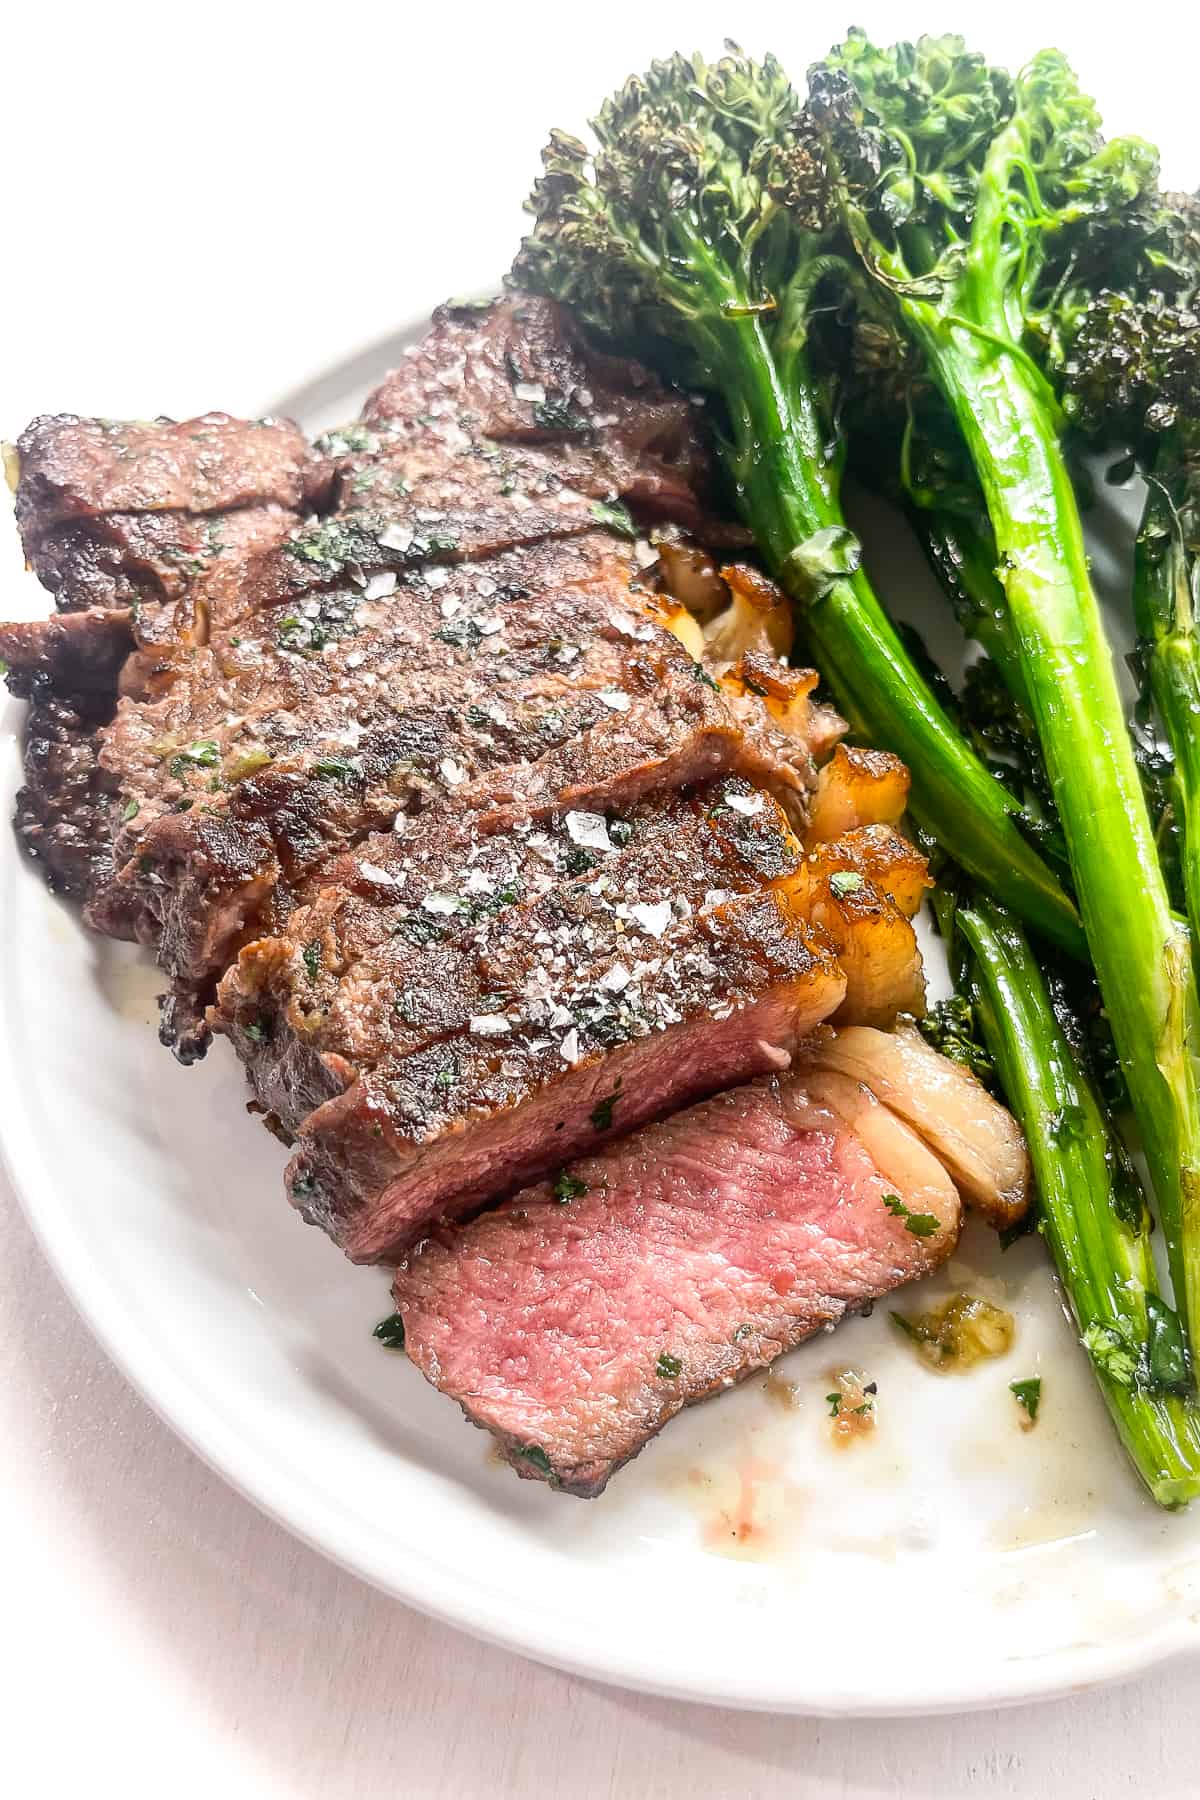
xmin=1133 ymin=464 xmax=1200 ymax=939
xmin=806 ymin=33 xmax=1200 ymax=1364
xmin=849 ymin=257 xmax=1200 ymax=1500
xmin=1062 ymin=255 xmax=1200 ymax=956
xmin=908 ymin=530 xmax=1200 ymax=1500
xmin=512 ymin=49 xmax=1082 ymax=956
xmin=953 ymin=895 xmax=1200 ymax=1507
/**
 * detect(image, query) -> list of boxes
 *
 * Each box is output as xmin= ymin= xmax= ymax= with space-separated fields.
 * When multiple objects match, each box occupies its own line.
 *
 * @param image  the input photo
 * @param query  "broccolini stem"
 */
xmin=710 ymin=317 xmax=1085 ymax=956
xmin=1135 ymin=476 xmax=1200 ymax=971
xmin=919 ymin=316 xmax=1200 ymax=1362
xmin=958 ymin=898 xmax=1200 ymax=1508
xmin=905 ymin=506 xmax=1031 ymax=715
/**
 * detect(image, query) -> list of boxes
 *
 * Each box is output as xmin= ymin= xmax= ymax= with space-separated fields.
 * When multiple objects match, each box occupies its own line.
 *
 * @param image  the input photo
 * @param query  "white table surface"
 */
xmin=5 ymin=2 xmax=1200 ymax=1792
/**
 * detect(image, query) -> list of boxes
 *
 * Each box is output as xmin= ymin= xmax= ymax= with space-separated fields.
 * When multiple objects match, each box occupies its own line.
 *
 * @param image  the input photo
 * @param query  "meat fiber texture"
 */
xmin=1 ymin=292 xmax=931 ymax=1268
xmin=393 ymin=1028 xmax=1030 ymax=1496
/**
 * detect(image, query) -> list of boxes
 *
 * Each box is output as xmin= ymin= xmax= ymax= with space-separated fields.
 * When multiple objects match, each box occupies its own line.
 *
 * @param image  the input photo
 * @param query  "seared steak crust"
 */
xmin=13 ymin=694 xmax=122 ymax=900
xmin=215 ymin=775 xmax=806 ymax=1130
xmin=14 ymin=413 xmax=311 ymax=540
xmin=288 ymin=886 xmax=846 ymax=1262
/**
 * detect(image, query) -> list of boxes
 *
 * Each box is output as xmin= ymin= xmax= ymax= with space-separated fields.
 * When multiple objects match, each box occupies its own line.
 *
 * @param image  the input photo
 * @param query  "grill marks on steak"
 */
xmin=393 ymin=1058 xmax=963 ymax=1497
xmin=215 ymin=776 xmax=807 ymax=1130
xmin=91 ymin=555 xmax=757 ymax=1053
xmin=289 ymin=885 xmax=846 ymax=1262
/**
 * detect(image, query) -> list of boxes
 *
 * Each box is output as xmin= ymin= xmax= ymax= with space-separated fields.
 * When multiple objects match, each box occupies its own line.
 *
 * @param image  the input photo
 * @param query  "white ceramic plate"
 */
xmin=4 ymin=317 xmax=1200 ymax=1719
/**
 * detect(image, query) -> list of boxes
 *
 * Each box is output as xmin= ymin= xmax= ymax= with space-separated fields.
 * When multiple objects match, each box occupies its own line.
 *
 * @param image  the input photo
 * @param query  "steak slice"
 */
xmin=322 ymin=295 xmax=735 ymax=542
xmin=14 ymin=413 xmax=312 ymax=541
xmin=214 ymin=775 xmax=807 ymax=1128
xmin=13 ymin=413 xmax=312 ymax=659
xmin=392 ymin=1055 xmax=965 ymax=1497
xmin=3 ymin=414 xmax=313 ymax=912
xmin=92 ymin=565 xmax=758 ymax=1053
xmin=286 ymin=885 xmax=846 ymax=1262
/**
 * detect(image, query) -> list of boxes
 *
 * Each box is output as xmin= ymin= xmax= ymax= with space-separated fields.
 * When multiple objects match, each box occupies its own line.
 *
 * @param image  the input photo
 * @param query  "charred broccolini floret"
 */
xmin=513 ymin=48 xmax=1082 ymax=955
xmin=804 ymin=31 xmax=1200 ymax=1369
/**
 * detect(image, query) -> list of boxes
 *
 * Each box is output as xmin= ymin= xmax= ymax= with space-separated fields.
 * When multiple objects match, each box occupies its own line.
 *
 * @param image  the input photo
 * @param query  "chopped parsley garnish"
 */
xmin=168 ymin=738 xmax=220 ymax=777
xmin=1009 ymin=1377 xmax=1042 ymax=1423
xmin=278 ymin=614 xmax=323 ymax=653
xmin=284 ymin=518 xmax=372 ymax=570
xmin=552 ymin=1171 xmax=588 ymax=1203
xmin=243 ymin=1019 xmax=269 ymax=1044
xmin=656 ymin=1351 xmax=683 ymax=1379
xmin=829 ymin=870 xmax=863 ymax=898
xmin=589 ymin=499 xmax=638 ymax=539
xmin=373 ymin=1312 xmax=407 ymax=1351
xmin=882 ymin=1193 xmax=941 ymax=1237
xmin=302 ymin=941 xmax=322 ymax=982
xmin=1082 ymin=1321 xmax=1139 ymax=1388
xmin=531 ymin=393 xmax=588 ymax=433
xmin=590 ymin=1079 xmax=622 ymax=1131
xmin=121 ymin=799 xmax=140 ymax=823
xmin=608 ymin=819 xmax=633 ymax=847
xmin=826 ymin=1392 xmax=842 ymax=1417
xmin=291 ymin=1174 xmax=315 ymax=1198
xmin=434 ymin=1067 xmax=457 ymax=1091
xmin=1145 ymin=1293 xmax=1190 ymax=1392
xmin=517 ymin=1443 xmax=555 ymax=1478
xmin=311 ymin=757 xmax=360 ymax=783
xmin=691 ymin=660 xmax=720 ymax=691
xmin=732 ymin=1323 xmax=753 ymax=1343
xmin=314 ymin=422 xmax=376 ymax=456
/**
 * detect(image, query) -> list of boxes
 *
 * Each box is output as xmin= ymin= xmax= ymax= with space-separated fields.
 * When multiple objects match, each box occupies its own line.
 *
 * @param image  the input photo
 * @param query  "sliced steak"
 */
xmin=3 ymin=413 xmax=313 ymax=912
xmin=92 ymin=563 xmax=766 ymax=1055
xmin=324 ymin=295 xmax=736 ymax=541
xmin=392 ymin=1056 xmax=964 ymax=1497
xmin=14 ymin=413 xmax=311 ymax=542
xmin=13 ymin=413 xmax=312 ymax=658
xmin=214 ymin=775 xmax=807 ymax=1128
xmin=286 ymin=884 xmax=846 ymax=1262
xmin=0 ymin=608 xmax=136 ymax=706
